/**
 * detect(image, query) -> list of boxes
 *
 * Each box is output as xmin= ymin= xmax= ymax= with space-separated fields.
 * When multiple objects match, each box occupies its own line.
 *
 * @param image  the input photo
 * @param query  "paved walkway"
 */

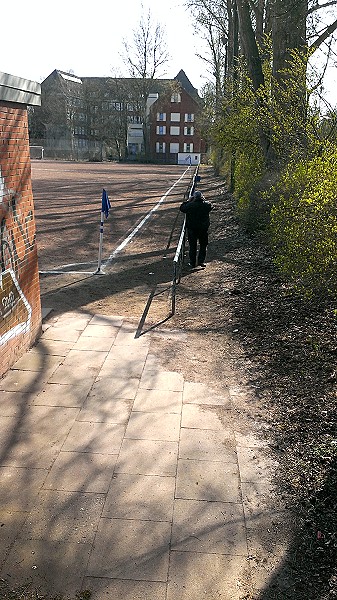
xmin=0 ymin=311 xmax=281 ymax=599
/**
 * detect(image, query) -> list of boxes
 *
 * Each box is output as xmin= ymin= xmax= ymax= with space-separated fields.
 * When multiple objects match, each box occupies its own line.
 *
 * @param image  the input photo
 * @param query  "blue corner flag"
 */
xmin=102 ymin=189 xmax=111 ymax=219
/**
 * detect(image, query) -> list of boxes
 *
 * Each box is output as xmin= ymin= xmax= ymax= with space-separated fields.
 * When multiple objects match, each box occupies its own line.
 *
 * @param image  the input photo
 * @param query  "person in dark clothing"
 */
xmin=180 ymin=190 xmax=213 ymax=268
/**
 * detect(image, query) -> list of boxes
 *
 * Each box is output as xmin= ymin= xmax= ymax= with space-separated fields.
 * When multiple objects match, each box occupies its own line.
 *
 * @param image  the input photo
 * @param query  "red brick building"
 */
xmin=149 ymin=70 xmax=205 ymax=165
xmin=0 ymin=72 xmax=42 ymax=377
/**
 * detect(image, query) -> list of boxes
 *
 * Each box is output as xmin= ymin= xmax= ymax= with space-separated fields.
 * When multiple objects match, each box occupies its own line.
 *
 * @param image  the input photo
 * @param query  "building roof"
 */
xmin=174 ymin=70 xmax=199 ymax=97
xmin=58 ymin=71 xmax=83 ymax=85
xmin=42 ymin=69 xmax=200 ymax=99
xmin=0 ymin=71 xmax=41 ymax=106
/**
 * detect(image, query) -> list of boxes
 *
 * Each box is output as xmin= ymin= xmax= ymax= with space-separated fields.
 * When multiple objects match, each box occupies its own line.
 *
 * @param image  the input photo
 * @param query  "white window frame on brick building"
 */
xmin=184 ymin=142 xmax=194 ymax=152
xmin=156 ymin=125 xmax=166 ymax=134
xmin=156 ymin=141 xmax=166 ymax=153
xmin=171 ymin=92 xmax=181 ymax=103
xmin=170 ymin=113 xmax=180 ymax=122
xmin=170 ymin=126 xmax=180 ymax=135
xmin=157 ymin=112 xmax=166 ymax=121
xmin=184 ymin=126 xmax=194 ymax=135
xmin=170 ymin=142 xmax=179 ymax=153
xmin=185 ymin=113 xmax=194 ymax=122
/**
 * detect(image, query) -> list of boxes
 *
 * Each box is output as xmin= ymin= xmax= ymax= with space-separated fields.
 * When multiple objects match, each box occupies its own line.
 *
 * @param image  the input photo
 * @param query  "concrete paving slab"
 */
xmin=40 ymin=326 xmax=82 ymax=342
xmin=241 ymin=480 xmax=276 ymax=518
xmin=81 ymin=577 xmax=167 ymax=600
xmin=18 ymin=490 xmax=105 ymax=543
xmin=79 ymin=323 xmax=120 ymax=339
xmin=33 ymin=380 xmax=94 ymax=407
xmin=88 ymin=376 xmax=140 ymax=400
xmin=42 ymin=451 xmax=117 ymax=493
xmin=183 ymin=380 xmax=231 ymax=407
xmin=99 ymin=356 xmax=146 ymax=378
xmin=107 ymin=345 xmax=149 ymax=361
xmin=0 ymin=432 xmax=65 ymax=469
xmin=32 ymin=338 xmax=75 ymax=356
xmin=87 ymin=518 xmax=171 ymax=581
xmin=11 ymin=352 xmax=63 ymax=374
xmin=0 ymin=466 xmax=47 ymax=511
xmin=103 ymin=473 xmax=175 ymax=521
xmin=176 ymin=459 xmax=241 ymax=502
xmin=237 ymin=446 xmax=278 ymax=484
xmin=179 ymin=427 xmax=237 ymax=462
xmin=167 ymin=551 xmax=249 ymax=600
xmin=0 ymin=370 xmax=48 ymax=393
xmin=89 ymin=315 xmax=124 ymax=326
xmin=115 ymin=438 xmax=178 ymax=476
xmin=171 ymin=498 xmax=248 ymax=555
xmin=48 ymin=363 xmax=99 ymax=384
xmin=125 ymin=411 xmax=181 ymax=441
xmin=61 ymin=348 xmax=109 ymax=369
xmin=77 ymin=397 xmax=133 ymax=424
xmin=73 ymin=335 xmax=115 ymax=352
xmin=144 ymin=353 xmax=162 ymax=370
xmin=15 ymin=405 xmax=79 ymax=436
xmin=0 ymin=391 xmax=36 ymax=416
xmin=140 ymin=370 xmax=184 ymax=391
xmin=114 ymin=329 xmax=150 ymax=347
xmin=132 ymin=389 xmax=182 ymax=413
xmin=62 ymin=421 xmax=125 ymax=454
xmin=0 ymin=510 xmax=28 ymax=567
xmin=181 ymin=403 xmax=231 ymax=430
xmin=50 ymin=312 xmax=92 ymax=329
xmin=235 ymin=430 xmax=269 ymax=448
xmin=1 ymin=538 xmax=92 ymax=598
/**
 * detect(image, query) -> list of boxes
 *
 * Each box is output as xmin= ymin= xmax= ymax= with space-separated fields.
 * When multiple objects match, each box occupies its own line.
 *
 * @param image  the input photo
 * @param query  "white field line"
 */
xmin=39 ymin=167 xmax=191 ymax=276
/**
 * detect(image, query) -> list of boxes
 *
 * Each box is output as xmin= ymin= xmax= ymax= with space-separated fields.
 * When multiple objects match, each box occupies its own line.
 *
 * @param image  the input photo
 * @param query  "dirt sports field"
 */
xmin=32 ymin=161 xmax=194 ymax=322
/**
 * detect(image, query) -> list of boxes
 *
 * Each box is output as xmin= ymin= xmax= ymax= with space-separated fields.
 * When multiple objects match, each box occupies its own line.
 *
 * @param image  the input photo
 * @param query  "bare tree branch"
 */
xmin=310 ymin=17 xmax=337 ymax=51
xmin=308 ymin=1 xmax=337 ymax=15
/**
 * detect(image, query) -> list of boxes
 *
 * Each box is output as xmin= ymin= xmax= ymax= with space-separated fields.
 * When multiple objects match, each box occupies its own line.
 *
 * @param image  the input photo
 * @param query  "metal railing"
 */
xmin=171 ymin=165 xmax=200 ymax=314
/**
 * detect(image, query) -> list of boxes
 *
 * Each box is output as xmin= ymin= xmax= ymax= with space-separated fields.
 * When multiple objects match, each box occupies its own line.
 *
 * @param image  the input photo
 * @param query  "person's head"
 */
xmin=194 ymin=190 xmax=203 ymax=201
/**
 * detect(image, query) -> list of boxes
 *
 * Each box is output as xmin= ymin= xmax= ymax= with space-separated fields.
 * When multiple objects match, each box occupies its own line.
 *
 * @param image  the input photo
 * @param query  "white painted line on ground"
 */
xmin=101 ymin=168 xmax=190 ymax=272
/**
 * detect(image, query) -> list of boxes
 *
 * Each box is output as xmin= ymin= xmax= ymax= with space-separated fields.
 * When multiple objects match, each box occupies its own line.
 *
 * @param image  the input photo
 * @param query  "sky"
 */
xmin=2 ymin=0 xmax=336 ymax=107
xmin=1 ymin=0 xmax=209 ymax=94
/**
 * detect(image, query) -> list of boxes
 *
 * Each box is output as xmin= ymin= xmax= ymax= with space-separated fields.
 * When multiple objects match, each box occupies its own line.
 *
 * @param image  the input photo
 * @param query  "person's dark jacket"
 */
xmin=179 ymin=195 xmax=213 ymax=231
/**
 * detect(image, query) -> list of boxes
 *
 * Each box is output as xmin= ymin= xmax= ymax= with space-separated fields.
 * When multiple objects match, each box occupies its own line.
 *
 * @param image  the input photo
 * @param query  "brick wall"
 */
xmin=0 ymin=100 xmax=42 ymax=377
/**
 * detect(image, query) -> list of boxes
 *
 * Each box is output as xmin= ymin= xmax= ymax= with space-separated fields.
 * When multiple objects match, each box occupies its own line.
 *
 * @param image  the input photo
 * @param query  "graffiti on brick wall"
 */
xmin=0 ymin=268 xmax=32 ymax=345
xmin=0 ymin=169 xmax=36 ymax=275
xmin=0 ymin=167 xmax=32 ymax=345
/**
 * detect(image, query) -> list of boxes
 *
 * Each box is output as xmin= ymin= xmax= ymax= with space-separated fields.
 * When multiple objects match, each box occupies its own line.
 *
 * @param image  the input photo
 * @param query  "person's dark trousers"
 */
xmin=187 ymin=228 xmax=208 ymax=266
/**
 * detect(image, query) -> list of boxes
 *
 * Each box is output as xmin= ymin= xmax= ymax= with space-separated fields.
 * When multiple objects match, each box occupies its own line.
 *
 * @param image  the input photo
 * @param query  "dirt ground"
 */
xmin=32 ymin=162 xmax=336 ymax=600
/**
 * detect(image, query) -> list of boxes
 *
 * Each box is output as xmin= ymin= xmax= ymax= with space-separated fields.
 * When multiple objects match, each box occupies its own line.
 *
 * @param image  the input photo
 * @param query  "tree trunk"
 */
xmin=236 ymin=0 xmax=271 ymax=161
xmin=236 ymin=0 xmax=265 ymax=91
xmin=272 ymin=0 xmax=308 ymax=81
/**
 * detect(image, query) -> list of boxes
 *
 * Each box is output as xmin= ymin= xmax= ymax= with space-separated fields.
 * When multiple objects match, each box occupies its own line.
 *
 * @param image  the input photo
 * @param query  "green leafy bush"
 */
xmin=270 ymin=146 xmax=337 ymax=296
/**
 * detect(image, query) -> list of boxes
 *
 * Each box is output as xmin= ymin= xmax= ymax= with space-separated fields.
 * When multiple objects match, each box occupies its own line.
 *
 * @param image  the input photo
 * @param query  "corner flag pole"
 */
xmin=97 ymin=188 xmax=111 ymax=273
